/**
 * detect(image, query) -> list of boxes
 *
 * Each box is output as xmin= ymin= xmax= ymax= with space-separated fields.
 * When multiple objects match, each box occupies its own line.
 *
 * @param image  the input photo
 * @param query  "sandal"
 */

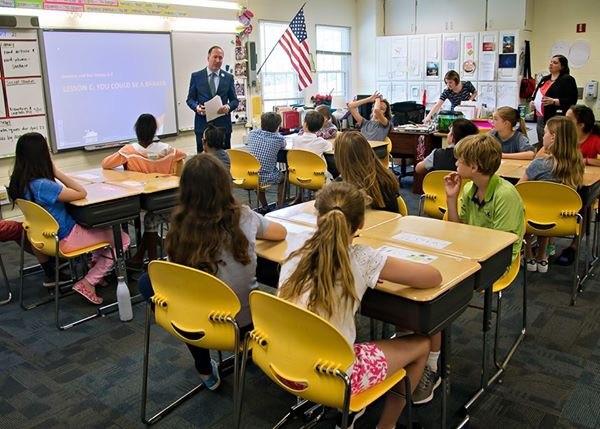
xmin=556 ymin=247 xmax=575 ymax=266
xmin=73 ymin=281 xmax=103 ymax=305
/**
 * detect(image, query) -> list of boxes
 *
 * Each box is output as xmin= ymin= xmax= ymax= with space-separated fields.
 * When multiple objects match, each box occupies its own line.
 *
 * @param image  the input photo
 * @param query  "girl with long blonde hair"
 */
xmin=491 ymin=106 xmax=535 ymax=160
xmin=278 ymin=182 xmax=441 ymax=429
xmin=520 ymin=116 xmax=584 ymax=272
xmin=334 ymin=131 xmax=400 ymax=212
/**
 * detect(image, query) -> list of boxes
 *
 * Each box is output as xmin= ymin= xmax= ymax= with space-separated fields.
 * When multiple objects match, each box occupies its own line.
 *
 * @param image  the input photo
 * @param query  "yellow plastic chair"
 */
xmin=227 ymin=149 xmax=270 ymax=209
xmin=516 ymin=181 xmax=583 ymax=305
xmin=397 ymin=195 xmax=409 ymax=216
xmin=142 ymin=260 xmax=242 ymax=425
xmin=287 ymin=149 xmax=327 ymax=201
xmin=419 ymin=170 xmax=453 ymax=219
xmin=16 ymin=199 xmax=112 ymax=330
xmin=236 ymin=291 xmax=411 ymax=429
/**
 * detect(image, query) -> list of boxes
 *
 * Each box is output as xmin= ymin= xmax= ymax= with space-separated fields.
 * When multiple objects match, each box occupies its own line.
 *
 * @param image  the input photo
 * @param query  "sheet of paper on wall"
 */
xmin=424 ymin=83 xmax=441 ymax=103
xmin=478 ymin=52 xmax=496 ymax=81
xmin=390 ymin=57 xmax=408 ymax=80
xmin=443 ymin=38 xmax=459 ymax=61
xmin=391 ymin=37 xmax=408 ymax=59
xmin=426 ymin=35 xmax=440 ymax=60
xmin=496 ymin=82 xmax=518 ymax=108
xmin=478 ymin=82 xmax=497 ymax=111
xmin=205 ymin=95 xmax=225 ymax=122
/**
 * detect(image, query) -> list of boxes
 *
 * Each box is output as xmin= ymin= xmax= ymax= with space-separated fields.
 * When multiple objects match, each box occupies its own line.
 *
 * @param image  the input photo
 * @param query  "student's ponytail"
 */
xmin=518 ymin=117 xmax=528 ymax=136
xmin=279 ymin=182 xmax=366 ymax=319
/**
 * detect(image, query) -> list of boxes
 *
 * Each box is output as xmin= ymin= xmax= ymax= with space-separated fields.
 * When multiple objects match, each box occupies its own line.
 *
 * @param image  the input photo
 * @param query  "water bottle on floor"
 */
xmin=116 ymin=276 xmax=133 ymax=321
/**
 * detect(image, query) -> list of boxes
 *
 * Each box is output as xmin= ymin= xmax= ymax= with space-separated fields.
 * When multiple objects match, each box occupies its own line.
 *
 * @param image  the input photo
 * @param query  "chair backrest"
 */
xmin=148 ymin=260 xmax=241 ymax=351
xmin=227 ymin=149 xmax=261 ymax=191
xmin=397 ymin=195 xmax=408 ymax=216
xmin=16 ymin=199 xmax=60 ymax=257
xmin=515 ymin=181 xmax=582 ymax=237
xmin=287 ymin=149 xmax=327 ymax=191
xmin=420 ymin=170 xmax=453 ymax=219
xmin=248 ymin=291 xmax=354 ymax=409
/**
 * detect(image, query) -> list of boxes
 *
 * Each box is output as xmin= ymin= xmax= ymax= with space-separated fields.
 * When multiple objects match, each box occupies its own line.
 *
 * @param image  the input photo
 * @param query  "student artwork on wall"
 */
xmin=423 ymin=82 xmax=441 ymax=107
xmin=424 ymin=34 xmax=441 ymax=80
xmin=407 ymin=82 xmax=423 ymax=103
xmin=391 ymin=83 xmax=407 ymax=103
xmin=478 ymin=82 xmax=497 ymax=110
xmin=407 ymin=35 xmax=424 ymax=80
xmin=478 ymin=31 xmax=497 ymax=81
xmin=460 ymin=32 xmax=478 ymax=80
xmin=442 ymin=33 xmax=460 ymax=76
xmin=390 ymin=36 xmax=408 ymax=80
xmin=497 ymin=31 xmax=519 ymax=81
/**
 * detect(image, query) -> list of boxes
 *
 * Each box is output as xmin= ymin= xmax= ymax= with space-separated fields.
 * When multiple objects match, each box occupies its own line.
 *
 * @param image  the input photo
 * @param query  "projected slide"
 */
xmin=42 ymin=31 xmax=177 ymax=150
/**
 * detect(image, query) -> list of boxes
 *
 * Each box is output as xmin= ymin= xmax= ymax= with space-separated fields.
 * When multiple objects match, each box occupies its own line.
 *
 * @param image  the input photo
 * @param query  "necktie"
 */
xmin=209 ymin=72 xmax=217 ymax=96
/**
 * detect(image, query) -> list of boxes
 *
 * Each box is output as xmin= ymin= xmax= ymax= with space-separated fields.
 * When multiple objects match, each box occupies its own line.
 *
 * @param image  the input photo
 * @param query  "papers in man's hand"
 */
xmin=205 ymin=95 xmax=225 ymax=122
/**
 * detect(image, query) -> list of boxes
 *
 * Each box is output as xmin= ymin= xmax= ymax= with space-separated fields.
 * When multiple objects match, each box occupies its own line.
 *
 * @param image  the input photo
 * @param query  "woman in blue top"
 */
xmin=8 ymin=133 xmax=130 ymax=305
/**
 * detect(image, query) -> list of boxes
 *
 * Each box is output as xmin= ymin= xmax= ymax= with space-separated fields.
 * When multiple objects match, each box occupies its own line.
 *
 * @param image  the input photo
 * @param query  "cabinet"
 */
xmin=416 ymin=0 xmax=485 ymax=34
xmin=486 ymin=0 xmax=534 ymax=31
xmin=384 ymin=0 xmax=417 ymax=35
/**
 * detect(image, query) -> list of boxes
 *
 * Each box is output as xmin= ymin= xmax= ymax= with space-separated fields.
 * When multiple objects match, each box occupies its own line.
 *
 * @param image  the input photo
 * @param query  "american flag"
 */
xmin=278 ymin=8 xmax=313 ymax=91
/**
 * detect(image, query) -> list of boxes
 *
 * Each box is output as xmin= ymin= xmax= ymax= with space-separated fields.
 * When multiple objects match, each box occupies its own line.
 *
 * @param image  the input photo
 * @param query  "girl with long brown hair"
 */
xmin=278 ymin=182 xmax=441 ymax=429
xmin=334 ymin=131 xmax=400 ymax=212
xmin=520 ymin=116 xmax=584 ymax=272
xmin=491 ymin=106 xmax=535 ymax=160
xmin=138 ymin=153 xmax=286 ymax=389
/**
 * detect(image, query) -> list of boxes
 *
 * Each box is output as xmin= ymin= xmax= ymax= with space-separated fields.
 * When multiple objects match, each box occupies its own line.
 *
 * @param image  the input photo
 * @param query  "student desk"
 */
xmin=255 ymin=220 xmax=480 ymax=428
xmin=71 ymin=168 xmax=168 ymax=184
xmin=107 ymin=175 xmax=180 ymax=213
xmin=360 ymin=215 xmax=517 ymax=412
xmin=388 ymin=129 xmax=442 ymax=194
xmin=265 ymin=200 xmax=400 ymax=231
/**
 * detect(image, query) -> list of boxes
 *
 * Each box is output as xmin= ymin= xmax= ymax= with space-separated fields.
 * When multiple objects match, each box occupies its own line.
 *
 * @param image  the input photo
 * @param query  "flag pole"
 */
xmin=256 ymin=2 xmax=307 ymax=76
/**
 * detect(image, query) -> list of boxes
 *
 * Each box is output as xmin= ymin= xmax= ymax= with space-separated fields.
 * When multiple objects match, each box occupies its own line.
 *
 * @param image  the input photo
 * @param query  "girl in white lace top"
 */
xmin=278 ymin=182 xmax=441 ymax=429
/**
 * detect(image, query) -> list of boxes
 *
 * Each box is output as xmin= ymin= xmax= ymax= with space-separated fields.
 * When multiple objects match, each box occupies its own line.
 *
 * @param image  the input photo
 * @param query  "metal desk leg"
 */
xmin=440 ymin=328 xmax=451 ymax=429
xmin=111 ymin=224 xmax=127 ymax=280
xmin=464 ymin=286 xmax=493 ymax=411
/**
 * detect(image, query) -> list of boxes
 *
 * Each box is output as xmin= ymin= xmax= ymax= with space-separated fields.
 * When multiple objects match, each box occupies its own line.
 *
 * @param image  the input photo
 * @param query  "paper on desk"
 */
xmin=289 ymin=212 xmax=317 ymax=225
xmin=76 ymin=173 xmax=99 ymax=180
xmin=205 ymin=95 xmax=225 ymax=122
xmin=378 ymin=245 xmax=437 ymax=264
xmin=532 ymin=89 xmax=543 ymax=115
xmin=393 ymin=232 xmax=451 ymax=249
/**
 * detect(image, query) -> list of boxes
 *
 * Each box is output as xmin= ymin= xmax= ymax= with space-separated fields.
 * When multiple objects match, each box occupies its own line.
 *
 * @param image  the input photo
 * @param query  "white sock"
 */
xmin=427 ymin=351 xmax=440 ymax=372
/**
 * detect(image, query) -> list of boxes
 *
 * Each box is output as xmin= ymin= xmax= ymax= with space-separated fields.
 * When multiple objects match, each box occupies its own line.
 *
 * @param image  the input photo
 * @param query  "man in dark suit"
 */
xmin=186 ymin=45 xmax=239 ymax=152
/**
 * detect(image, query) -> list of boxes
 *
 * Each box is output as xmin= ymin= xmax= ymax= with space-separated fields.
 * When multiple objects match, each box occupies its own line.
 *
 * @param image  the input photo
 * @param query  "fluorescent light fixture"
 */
xmin=0 ymin=6 xmax=238 ymax=32
xmin=131 ymin=0 xmax=240 ymax=10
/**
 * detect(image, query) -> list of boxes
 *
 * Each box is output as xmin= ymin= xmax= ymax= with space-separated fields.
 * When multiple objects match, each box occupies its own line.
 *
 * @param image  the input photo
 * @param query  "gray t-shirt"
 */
xmin=360 ymin=119 xmax=391 ymax=141
xmin=525 ymin=157 xmax=557 ymax=182
xmin=214 ymin=205 xmax=270 ymax=327
xmin=490 ymin=130 xmax=534 ymax=154
xmin=212 ymin=149 xmax=231 ymax=170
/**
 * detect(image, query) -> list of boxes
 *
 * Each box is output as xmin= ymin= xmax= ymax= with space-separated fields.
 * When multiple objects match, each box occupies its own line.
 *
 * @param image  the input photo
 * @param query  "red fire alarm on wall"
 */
xmin=576 ymin=23 xmax=586 ymax=33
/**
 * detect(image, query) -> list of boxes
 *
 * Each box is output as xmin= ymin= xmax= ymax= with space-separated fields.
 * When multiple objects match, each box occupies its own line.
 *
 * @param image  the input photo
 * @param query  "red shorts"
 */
xmin=350 ymin=342 xmax=388 ymax=395
xmin=0 ymin=220 xmax=23 ymax=243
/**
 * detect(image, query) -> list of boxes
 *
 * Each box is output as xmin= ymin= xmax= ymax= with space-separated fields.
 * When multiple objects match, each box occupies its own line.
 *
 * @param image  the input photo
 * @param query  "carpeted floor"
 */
xmin=0 ymin=179 xmax=599 ymax=429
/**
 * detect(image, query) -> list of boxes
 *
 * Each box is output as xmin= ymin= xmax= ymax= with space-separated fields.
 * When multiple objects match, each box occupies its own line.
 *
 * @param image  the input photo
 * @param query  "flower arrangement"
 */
xmin=311 ymin=93 xmax=333 ymax=106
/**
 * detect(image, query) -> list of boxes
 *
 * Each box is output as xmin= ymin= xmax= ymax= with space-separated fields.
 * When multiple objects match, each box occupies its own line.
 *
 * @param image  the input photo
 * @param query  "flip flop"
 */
xmin=73 ymin=281 xmax=103 ymax=305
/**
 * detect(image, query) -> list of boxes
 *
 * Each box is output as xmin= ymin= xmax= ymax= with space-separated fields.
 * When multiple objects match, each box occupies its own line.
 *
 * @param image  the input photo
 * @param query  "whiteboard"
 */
xmin=171 ymin=32 xmax=235 ymax=132
xmin=0 ymin=29 xmax=47 ymax=158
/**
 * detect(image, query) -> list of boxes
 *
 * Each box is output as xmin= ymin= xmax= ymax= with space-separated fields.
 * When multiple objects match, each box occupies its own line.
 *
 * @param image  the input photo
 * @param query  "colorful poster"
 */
xmin=15 ymin=0 xmax=43 ymax=8
xmin=0 ymin=0 xmax=15 ymax=7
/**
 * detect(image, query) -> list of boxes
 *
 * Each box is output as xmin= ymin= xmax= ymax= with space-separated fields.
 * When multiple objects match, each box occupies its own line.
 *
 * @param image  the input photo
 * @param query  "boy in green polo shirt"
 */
xmin=412 ymin=134 xmax=525 ymax=405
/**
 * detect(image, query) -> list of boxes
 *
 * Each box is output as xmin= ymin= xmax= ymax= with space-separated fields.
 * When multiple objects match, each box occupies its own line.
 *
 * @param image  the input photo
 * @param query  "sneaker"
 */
xmin=335 ymin=407 xmax=365 ymax=429
xmin=547 ymin=243 xmax=556 ymax=257
xmin=72 ymin=280 xmax=103 ymax=305
xmin=537 ymin=259 xmax=549 ymax=273
xmin=526 ymin=259 xmax=538 ymax=272
xmin=412 ymin=366 xmax=441 ymax=405
xmin=199 ymin=360 xmax=221 ymax=391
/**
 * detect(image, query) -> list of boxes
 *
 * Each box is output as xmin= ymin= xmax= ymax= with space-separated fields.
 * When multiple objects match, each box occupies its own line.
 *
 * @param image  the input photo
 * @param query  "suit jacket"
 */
xmin=533 ymin=73 xmax=578 ymax=122
xmin=186 ymin=68 xmax=239 ymax=134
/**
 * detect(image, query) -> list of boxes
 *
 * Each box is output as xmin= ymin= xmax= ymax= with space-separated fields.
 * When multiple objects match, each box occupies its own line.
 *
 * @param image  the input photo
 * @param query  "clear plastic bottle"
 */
xmin=116 ymin=276 xmax=133 ymax=321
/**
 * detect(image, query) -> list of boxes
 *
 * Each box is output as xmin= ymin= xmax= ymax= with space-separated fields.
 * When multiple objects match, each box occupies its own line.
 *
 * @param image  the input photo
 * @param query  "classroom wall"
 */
xmin=247 ymin=0 xmax=357 ymax=108
xmin=356 ymin=0 xmax=383 ymax=95
xmin=0 ymin=0 xmax=357 ymax=219
xmin=530 ymin=0 xmax=600 ymax=115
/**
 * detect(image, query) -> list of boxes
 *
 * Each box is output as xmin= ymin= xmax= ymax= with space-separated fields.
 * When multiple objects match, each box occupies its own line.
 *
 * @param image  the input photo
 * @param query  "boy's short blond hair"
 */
xmin=454 ymin=134 xmax=502 ymax=176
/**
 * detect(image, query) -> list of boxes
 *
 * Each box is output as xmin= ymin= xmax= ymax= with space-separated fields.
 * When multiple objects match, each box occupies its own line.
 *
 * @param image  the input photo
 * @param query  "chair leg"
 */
xmin=141 ymin=303 xmax=205 ymax=425
xmin=0 ymin=255 xmax=11 ymax=305
xmin=418 ymin=196 xmax=425 ymax=217
xmin=572 ymin=234 xmax=582 ymax=305
xmin=404 ymin=375 xmax=413 ymax=429
xmin=19 ymin=231 xmax=54 ymax=311
xmin=236 ymin=335 xmax=252 ymax=429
